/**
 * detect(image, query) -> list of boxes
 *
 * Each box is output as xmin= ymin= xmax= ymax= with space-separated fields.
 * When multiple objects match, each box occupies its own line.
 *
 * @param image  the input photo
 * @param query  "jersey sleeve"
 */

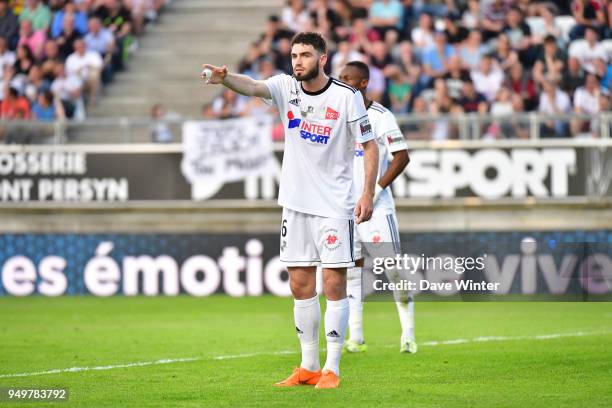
xmin=380 ymin=110 xmax=408 ymax=153
xmin=347 ymin=90 xmax=375 ymax=143
xmin=263 ymin=74 xmax=290 ymax=108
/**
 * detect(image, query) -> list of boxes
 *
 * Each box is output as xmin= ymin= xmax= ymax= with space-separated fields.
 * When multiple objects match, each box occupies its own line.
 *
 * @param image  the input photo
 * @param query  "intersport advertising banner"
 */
xmin=0 ymin=142 xmax=610 ymax=202
xmin=0 ymin=231 xmax=610 ymax=298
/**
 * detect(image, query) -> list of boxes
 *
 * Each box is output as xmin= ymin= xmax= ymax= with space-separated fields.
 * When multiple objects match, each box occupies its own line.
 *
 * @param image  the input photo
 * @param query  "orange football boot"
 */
xmin=314 ymin=370 xmax=340 ymax=389
xmin=274 ymin=367 xmax=322 ymax=387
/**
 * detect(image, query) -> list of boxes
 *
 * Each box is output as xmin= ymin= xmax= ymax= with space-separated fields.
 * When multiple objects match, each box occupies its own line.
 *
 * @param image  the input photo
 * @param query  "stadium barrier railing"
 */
xmin=0 ymin=112 xmax=610 ymax=144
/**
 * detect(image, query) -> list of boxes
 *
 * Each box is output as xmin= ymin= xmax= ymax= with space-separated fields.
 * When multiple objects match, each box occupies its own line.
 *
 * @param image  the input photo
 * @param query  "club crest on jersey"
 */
xmin=325 ymin=107 xmax=339 ymax=120
xmin=354 ymin=142 xmax=364 ymax=157
xmin=287 ymin=111 xmax=301 ymax=129
xmin=301 ymin=106 xmax=314 ymax=118
xmin=323 ymin=228 xmax=341 ymax=251
xmin=371 ymin=230 xmax=384 ymax=245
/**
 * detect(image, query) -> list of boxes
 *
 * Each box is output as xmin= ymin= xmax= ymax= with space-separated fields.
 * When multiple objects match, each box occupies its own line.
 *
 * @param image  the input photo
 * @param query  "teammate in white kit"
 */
xmin=338 ymin=61 xmax=416 ymax=354
xmin=201 ymin=33 xmax=379 ymax=389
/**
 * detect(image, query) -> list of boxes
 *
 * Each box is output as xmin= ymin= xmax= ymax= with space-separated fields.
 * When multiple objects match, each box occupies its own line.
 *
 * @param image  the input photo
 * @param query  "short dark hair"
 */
xmin=291 ymin=32 xmax=327 ymax=54
xmin=345 ymin=60 xmax=369 ymax=80
xmin=544 ymin=34 xmax=556 ymax=44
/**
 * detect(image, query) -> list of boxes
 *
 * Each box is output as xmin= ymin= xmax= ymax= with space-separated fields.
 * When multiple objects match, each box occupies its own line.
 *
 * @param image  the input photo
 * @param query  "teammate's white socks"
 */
xmin=294 ymin=294 xmax=321 ymax=372
xmin=396 ymin=294 xmax=415 ymax=341
xmin=323 ymin=297 xmax=349 ymax=375
xmin=346 ymin=267 xmax=364 ymax=344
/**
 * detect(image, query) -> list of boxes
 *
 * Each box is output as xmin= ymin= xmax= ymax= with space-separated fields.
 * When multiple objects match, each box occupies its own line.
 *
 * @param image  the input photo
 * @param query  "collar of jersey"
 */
xmin=300 ymin=77 xmax=333 ymax=96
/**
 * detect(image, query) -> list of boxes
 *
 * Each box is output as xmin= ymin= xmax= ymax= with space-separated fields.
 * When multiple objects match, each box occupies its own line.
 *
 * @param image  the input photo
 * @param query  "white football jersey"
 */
xmin=353 ymin=101 xmax=408 ymax=216
xmin=265 ymin=74 xmax=375 ymax=219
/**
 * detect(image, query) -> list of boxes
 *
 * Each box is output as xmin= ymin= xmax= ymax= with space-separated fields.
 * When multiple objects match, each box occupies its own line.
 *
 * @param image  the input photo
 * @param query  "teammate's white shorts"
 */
xmin=353 ymin=212 xmax=401 ymax=261
xmin=279 ymin=207 xmax=355 ymax=268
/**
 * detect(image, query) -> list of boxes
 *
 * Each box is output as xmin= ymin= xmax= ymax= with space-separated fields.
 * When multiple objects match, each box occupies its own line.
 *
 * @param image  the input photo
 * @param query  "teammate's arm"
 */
xmin=201 ymin=64 xmax=271 ymax=99
xmin=378 ymin=149 xmax=410 ymax=190
xmin=355 ymin=138 xmax=378 ymax=224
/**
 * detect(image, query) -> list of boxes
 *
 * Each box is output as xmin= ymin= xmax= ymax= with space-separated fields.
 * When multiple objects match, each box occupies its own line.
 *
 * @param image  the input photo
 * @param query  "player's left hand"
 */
xmin=354 ymin=194 xmax=373 ymax=224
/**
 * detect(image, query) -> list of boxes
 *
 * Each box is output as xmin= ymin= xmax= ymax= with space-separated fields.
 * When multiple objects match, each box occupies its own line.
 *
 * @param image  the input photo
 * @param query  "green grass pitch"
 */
xmin=1 ymin=296 xmax=611 ymax=407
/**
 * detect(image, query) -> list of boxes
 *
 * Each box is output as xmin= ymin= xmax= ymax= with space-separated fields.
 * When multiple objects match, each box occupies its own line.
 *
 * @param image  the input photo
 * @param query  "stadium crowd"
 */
xmin=0 ymin=0 xmax=164 ymax=128
xmin=207 ymin=0 xmax=612 ymax=139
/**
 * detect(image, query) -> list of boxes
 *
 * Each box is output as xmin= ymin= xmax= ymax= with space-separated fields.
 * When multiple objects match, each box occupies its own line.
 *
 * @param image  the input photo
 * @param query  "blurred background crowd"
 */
xmin=0 ymin=0 xmax=165 ymax=127
xmin=204 ymin=0 xmax=612 ymax=139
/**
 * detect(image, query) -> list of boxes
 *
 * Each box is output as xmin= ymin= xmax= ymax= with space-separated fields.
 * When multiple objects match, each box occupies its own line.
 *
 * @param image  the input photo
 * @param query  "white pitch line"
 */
xmin=0 ymin=330 xmax=609 ymax=379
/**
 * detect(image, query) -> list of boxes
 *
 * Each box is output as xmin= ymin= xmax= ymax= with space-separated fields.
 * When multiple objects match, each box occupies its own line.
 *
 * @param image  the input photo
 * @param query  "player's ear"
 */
xmin=319 ymin=52 xmax=327 ymax=67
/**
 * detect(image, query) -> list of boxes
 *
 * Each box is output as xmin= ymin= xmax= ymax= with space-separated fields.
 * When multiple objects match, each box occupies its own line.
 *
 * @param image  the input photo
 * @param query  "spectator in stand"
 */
xmin=568 ymin=26 xmax=607 ymax=74
xmin=530 ymin=5 xmax=562 ymax=46
xmin=422 ymin=31 xmax=455 ymax=85
xmin=13 ymin=44 xmax=34 ymax=76
xmin=404 ymin=95 xmax=435 ymax=139
xmin=368 ymin=0 xmax=403 ymax=41
xmin=461 ymin=0 xmax=480 ymax=30
xmin=503 ymin=6 xmax=534 ymax=65
xmin=471 ymin=54 xmax=504 ymax=103
xmin=348 ymin=18 xmax=380 ymax=55
xmin=0 ymin=36 xmax=16 ymax=84
xmin=211 ymin=88 xmax=245 ymax=119
xmin=51 ymin=62 xmax=83 ymax=119
xmin=572 ymin=73 xmax=603 ymax=135
xmin=458 ymin=30 xmax=486 ymax=70
xmin=281 ymin=0 xmax=310 ymax=33
xmin=569 ymin=0 xmax=606 ymax=40
xmin=19 ymin=0 xmax=51 ymax=32
xmin=563 ymin=56 xmax=587 ymax=94
xmin=150 ymin=103 xmax=174 ymax=143
xmin=84 ymin=16 xmax=116 ymax=81
xmin=23 ymin=63 xmax=49 ymax=102
xmin=444 ymin=54 xmax=469 ymax=100
xmin=443 ymin=11 xmax=469 ymax=44
xmin=594 ymin=57 xmax=612 ymax=90
xmin=533 ymin=34 xmax=566 ymax=84
xmin=0 ymin=0 xmax=18 ymax=49
xmin=386 ymin=64 xmax=411 ymax=114
xmin=55 ymin=13 xmax=82 ymax=60
xmin=124 ymin=0 xmax=157 ymax=36
xmin=94 ymin=0 xmax=133 ymax=70
xmin=32 ymin=89 xmax=64 ymax=121
xmin=538 ymin=75 xmax=572 ymax=137
xmin=17 ymin=19 xmax=45 ymax=60
xmin=65 ymin=38 xmax=103 ymax=106
xmin=1 ymin=86 xmax=30 ymax=118
xmin=482 ymin=0 xmax=513 ymax=41
xmin=370 ymin=40 xmax=393 ymax=72
xmin=410 ymin=13 xmax=435 ymax=53
xmin=273 ymin=37 xmax=293 ymax=75
xmin=331 ymin=39 xmax=365 ymax=78
xmin=459 ymin=78 xmax=488 ymax=113
xmin=50 ymin=0 xmax=88 ymax=38
xmin=506 ymin=63 xmax=538 ymax=110
xmin=491 ymin=33 xmax=519 ymax=71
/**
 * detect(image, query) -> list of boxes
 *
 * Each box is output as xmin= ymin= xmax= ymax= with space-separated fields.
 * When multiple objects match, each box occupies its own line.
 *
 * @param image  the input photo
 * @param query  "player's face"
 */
xmin=339 ymin=66 xmax=367 ymax=92
xmin=291 ymin=43 xmax=323 ymax=81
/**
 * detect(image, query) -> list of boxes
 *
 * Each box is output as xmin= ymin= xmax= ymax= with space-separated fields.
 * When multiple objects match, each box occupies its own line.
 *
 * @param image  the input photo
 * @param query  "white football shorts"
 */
xmin=279 ymin=207 xmax=355 ymax=268
xmin=353 ymin=212 xmax=401 ymax=261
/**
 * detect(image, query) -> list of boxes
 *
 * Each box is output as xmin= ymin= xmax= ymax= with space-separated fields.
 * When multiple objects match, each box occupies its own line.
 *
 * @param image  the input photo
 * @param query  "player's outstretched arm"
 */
xmin=354 ymin=139 xmax=378 ymax=224
xmin=201 ymin=64 xmax=271 ymax=99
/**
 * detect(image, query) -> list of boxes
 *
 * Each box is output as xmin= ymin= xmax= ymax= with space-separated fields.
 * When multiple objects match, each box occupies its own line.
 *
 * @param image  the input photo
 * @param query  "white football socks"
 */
xmin=294 ymin=294 xmax=321 ymax=372
xmin=346 ymin=267 xmax=364 ymax=344
xmin=396 ymin=294 xmax=415 ymax=341
xmin=323 ymin=297 xmax=349 ymax=375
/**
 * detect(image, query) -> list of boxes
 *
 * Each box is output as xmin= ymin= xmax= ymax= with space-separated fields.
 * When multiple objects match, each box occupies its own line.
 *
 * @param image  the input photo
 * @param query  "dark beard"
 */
xmin=294 ymin=64 xmax=319 ymax=82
